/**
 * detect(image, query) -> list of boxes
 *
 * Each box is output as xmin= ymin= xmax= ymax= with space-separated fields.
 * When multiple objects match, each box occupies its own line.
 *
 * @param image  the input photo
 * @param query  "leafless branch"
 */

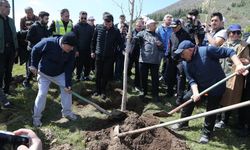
xmin=135 ymin=0 xmax=143 ymax=19
xmin=112 ymin=0 xmax=125 ymax=15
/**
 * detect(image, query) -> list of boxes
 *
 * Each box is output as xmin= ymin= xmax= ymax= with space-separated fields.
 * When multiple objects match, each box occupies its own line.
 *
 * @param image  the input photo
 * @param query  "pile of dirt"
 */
xmin=84 ymin=112 xmax=189 ymax=150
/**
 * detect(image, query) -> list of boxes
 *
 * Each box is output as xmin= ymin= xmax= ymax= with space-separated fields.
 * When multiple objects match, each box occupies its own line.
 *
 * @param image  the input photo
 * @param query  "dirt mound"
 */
xmin=84 ymin=112 xmax=189 ymax=150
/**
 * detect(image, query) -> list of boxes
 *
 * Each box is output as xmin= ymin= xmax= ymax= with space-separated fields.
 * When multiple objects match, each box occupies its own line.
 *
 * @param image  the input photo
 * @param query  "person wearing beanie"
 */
xmin=30 ymin=32 xmax=78 ymax=127
xmin=170 ymin=40 xmax=248 ymax=144
xmin=91 ymin=12 xmax=124 ymax=100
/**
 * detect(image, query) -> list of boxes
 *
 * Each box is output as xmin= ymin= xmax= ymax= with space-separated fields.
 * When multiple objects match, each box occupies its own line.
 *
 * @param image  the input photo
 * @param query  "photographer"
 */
xmin=185 ymin=9 xmax=205 ymax=45
xmin=0 ymin=128 xmax=42 ymax=150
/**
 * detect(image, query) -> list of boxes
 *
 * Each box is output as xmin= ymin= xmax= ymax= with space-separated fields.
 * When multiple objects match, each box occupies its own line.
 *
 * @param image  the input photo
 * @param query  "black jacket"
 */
xmin=26 ymin=21 xmax=50 ymax=50
xmin=171 ymin=28 xmax=192 ymax=60
xmin=73 ymin=22 xmax=94 ymax=54
xmin=91 ymin=24 xmax=124 ymax=60
xmin=130 ymin=29 xmax=141 ymax=59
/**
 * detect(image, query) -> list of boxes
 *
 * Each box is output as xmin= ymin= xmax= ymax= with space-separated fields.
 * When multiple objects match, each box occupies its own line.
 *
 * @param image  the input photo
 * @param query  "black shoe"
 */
xmin=23 ymin=81 xmax=31 ymax=88
xmin=2 ymin=102 xmax=14 ymax=109
xmin=175 ymin=98 xmax=182 ymax=106
xmin=171 ymin=123 xmax=189 ymax=131
xmin=100 ymin=94 xmax=106 ymax=100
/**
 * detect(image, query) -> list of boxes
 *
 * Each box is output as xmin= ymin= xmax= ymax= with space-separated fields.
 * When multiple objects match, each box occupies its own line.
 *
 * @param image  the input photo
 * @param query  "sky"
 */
xmin=9 ymin=0 xmax=178 ymax=31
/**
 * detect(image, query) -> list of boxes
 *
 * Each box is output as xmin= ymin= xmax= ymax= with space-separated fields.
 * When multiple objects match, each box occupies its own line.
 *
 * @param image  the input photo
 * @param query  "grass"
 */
xmin=0 ymin=64 xmax=249 ymax=149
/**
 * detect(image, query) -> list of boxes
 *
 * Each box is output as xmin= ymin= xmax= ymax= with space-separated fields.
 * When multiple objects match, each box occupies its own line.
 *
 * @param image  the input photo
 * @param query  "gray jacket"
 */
xmin=135 ymin=30 xmax=164 ymax=64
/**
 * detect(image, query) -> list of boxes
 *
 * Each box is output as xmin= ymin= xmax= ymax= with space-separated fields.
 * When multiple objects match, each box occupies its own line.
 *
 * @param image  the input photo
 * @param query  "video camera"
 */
xmin=186 ymin=9 xmax=205 ymax=35
xmin=0 ymin=131 xmax=29 ymax=150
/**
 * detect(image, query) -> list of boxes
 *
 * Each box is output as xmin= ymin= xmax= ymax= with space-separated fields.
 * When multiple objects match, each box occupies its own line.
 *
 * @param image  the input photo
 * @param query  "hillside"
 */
xmin=148 ymin=0 xmax=250 ymax=29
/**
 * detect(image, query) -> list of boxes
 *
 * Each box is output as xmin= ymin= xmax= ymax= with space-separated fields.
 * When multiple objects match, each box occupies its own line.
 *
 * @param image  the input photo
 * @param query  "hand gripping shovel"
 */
xmin=153 ymin=64 xmax=250 ymax=117
xmin=38 ymin=71 xmax=127 ymax=121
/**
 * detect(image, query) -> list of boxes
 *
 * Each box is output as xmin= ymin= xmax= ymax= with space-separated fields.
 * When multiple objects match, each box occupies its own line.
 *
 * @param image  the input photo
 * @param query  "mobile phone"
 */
xmin=0 ymin=131 xmax=30 ymax=150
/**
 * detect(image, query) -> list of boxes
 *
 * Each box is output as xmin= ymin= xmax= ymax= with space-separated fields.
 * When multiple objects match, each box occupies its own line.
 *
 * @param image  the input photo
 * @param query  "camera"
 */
xmin=0 ymin=131 xmax=29 ymax=150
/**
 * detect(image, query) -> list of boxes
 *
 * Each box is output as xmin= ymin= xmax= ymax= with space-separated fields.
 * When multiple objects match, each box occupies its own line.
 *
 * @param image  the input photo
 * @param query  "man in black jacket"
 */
xmin=128 ymin=20 xmax=143 ymax=91
xmin=169 ymin=19 xmax=192 ymax=105
xmin=73 ymin=11 xmax=94 ymax=81
xmin=0 ymin=0 xmax=18 ymax=108
xmin=23 ymin=11 xmax=50 ymax=88
xmin=91 ymin=13 xmax=124 ymax=99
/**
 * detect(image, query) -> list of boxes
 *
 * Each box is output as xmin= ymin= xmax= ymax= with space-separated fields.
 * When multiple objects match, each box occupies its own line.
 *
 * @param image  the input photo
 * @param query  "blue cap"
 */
xmin=228 ymin=24 xmax=241 ymax=32
xmin=169 ymin=18 xmax=181 ymax=28
xmin=174 ymin=40 xmax=195 ymax=55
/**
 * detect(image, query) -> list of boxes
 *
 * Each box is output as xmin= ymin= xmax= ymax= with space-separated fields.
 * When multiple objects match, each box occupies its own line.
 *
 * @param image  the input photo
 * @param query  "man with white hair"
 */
xmin=156 ymin=14 xmax=174 ymax=97
xmin=135 ymin=19 xmax=164 ymax=102
xmin=20 ymin=6 xmax=39 ymax=31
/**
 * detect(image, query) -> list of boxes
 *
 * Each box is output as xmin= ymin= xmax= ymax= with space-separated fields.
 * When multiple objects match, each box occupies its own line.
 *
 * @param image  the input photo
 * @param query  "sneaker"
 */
xmin=214 ymin=120 xmax=225 ymax=129
xmin=23 ymin=81 xmax=31 ymax=88
xmin=100 ymin=94 xmax=106 ymax=100
xmin=33 ymin=119 xmax=42 ymax=127
xmin=134 ymin=87 xmax=140 ymax=92
xmin=2 ymin=102 xmax=14 ymax=109
xmin=199 ymin=134 xmax=209 ymax=144
xmin=92 ymin=92 xmax=99 ymax=97
xmin=63 ymin=113 xmax=77 ymax=121
xmin=159 ymin=76 xmax=164 ymax=81
xmin=171 ymin=123 xmax=189 ymax=131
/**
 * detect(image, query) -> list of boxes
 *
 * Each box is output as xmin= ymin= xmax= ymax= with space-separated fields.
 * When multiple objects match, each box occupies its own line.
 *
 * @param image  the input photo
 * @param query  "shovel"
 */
xmin=37 ymin=71 xmax=127 ymax=121
xmin=153 ymin=64 xmax=250 ymax=117
xmin=112 ymin=100 xmax=250 ymax=138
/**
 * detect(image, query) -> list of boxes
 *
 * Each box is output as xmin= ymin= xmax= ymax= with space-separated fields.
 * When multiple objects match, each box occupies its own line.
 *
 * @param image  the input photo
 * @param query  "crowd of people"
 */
xmin=1 ymin=0 xmax=250 ymax=148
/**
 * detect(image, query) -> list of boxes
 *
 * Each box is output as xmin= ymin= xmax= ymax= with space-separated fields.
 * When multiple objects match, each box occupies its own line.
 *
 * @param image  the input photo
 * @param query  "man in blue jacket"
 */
xmin=171 ymin=40 xmax=248 ymax=144
xmin=30 ymin=32 xmax=77 ymax=127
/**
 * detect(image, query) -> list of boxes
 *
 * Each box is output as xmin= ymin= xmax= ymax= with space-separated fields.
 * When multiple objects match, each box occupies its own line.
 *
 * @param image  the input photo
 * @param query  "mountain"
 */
xmin=148 ymin=0 xmax=250 ymax=30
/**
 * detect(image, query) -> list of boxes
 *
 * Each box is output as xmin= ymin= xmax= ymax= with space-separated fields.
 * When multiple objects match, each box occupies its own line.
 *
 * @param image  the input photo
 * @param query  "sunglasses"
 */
xmin=231 ymin=31 xmax=241 ymax=35
xmin=81 ymin=17 xmax=87 ymax=20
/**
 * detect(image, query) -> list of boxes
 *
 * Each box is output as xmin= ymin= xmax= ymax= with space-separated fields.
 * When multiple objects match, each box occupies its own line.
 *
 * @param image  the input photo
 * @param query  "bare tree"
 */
xmin=112 ymin=0 xmax=143 ymax=111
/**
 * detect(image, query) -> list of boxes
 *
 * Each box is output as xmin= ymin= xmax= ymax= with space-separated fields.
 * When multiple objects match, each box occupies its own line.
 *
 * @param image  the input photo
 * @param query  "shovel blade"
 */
xmin=108 ymin=109 xmax=128 ymax=121
xmin=153 ymin=111 xmax=171 ymax=117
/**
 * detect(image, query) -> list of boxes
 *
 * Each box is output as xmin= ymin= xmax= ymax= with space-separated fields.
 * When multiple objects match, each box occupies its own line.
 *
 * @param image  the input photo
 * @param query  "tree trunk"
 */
xmin=121 ymin=0 xmax=135 ymax=111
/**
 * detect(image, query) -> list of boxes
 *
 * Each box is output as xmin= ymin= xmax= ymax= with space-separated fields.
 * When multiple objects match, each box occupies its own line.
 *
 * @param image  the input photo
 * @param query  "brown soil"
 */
xmin=84 ymin=112 xmax=189 ymax=150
